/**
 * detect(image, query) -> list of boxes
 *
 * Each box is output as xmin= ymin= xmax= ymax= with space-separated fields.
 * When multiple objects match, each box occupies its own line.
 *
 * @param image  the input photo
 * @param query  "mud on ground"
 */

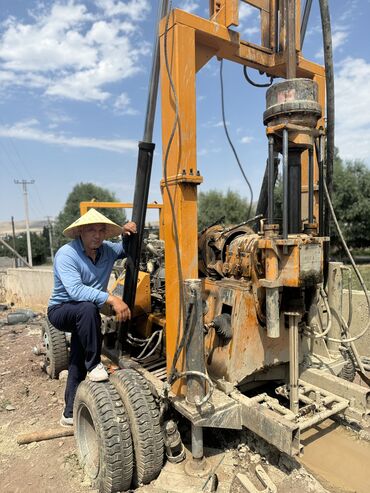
xmin=0 ymin=317 xmax=367 ymax=493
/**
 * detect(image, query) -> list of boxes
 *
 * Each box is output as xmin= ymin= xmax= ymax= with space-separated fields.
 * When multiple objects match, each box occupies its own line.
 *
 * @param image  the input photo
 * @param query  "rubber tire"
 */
xmin=110 ymin=369 xmax=164 ymax=487
xmin=74 ymin=380 xmax=133 ymax=493
xmin=42 ymin=319 xmax=69 ymax=379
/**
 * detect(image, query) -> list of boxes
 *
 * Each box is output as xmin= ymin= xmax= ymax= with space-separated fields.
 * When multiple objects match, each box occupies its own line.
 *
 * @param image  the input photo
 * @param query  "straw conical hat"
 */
xmin=63 ymin=208 xmax=122 ymax=239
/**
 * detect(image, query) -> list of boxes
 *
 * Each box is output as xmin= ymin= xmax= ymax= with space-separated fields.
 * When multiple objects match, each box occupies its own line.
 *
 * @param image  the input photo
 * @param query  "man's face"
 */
xmin=79 ymin=224 xmax=106 ymax=252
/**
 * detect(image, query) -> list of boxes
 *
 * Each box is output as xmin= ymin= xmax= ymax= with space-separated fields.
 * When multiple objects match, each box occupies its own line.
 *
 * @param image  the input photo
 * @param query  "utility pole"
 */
xmin=11 ymin=216 xmax=17 ymax=267
xmin=46 ymin=216 xmax=54 ymax=262
xmin=14 ymin=179 xmax=35 ymax=267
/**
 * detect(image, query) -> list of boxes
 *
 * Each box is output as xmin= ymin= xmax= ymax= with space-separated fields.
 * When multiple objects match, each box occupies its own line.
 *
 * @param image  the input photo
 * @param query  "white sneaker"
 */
xmin=87 ymin=363 xmax=109 ymax=382
xmin=60 ymin=414 xmax=74 ymax=427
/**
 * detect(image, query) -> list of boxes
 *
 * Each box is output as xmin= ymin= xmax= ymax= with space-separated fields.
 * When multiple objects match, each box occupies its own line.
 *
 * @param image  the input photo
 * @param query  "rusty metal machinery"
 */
xmin=81 ymin=0 xmax=369 ymax=465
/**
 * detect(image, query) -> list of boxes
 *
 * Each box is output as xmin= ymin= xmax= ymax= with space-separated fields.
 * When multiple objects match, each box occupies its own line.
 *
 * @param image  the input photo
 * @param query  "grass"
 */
xmin=342 ymin=264 xmax=370 ymax=291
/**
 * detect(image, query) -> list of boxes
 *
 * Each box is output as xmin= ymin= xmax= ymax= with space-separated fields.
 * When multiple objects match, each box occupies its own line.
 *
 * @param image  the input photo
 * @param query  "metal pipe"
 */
xmin=319 ymin=0 xmax=335 ymax=284
xmin=268 ymin=135 xmax=275 ymax=224
xmin=341 ymin=265 xmax=353 ymax=329
xmin=299 ymin=400 xmax=348 ymax=431
xmin=282 ymin=129 xmax=289 ymax=239
xmin=123 ymin=141 xmax=155 ymax=311
xmin=300 ymin=0 xmax=313 ymax=49
xmin=143 ymin=0 xmax=170 ymax=142
xmin=122 ymin=0 xmax=171 ymax=315
xmin=327 ymin=262 xmax=343 ymax=352
xmin=308 ymin=147 xmax=314 ymax=223
xmin=288 ymin=313 xmax=300 ymax=414
xmin=191 ymin=424 xmax=203 ymax=460
xmin=316 ymin=137 xmax=325 ymax=237
xmin=185 ymin=279 xmax=206 ymax=405
xmin=288 ymin=149 xmax=302 ymax=234
xmin=255 ymin=153 xmax=279 ymax=223
xmin=286 ymin=0 xmax=297 ymax=79
xmin=266 ymin=288 xmax=280 ymax=338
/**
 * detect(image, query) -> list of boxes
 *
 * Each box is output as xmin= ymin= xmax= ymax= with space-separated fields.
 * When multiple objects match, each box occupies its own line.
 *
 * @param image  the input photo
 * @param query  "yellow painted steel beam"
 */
xmin=159 ymin=9 xmax=325 ymax=79
xmin=160 ymin=21 xmax=201 ymax=393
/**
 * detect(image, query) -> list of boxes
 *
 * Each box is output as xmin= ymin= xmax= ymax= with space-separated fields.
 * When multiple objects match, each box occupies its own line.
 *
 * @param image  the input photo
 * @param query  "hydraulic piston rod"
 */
xmin=122 ymin=0 xmax=170 ymax=313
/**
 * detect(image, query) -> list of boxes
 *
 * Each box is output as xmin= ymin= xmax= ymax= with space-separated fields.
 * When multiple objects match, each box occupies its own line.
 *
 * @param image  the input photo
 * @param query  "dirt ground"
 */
xmin=0 ymin=314 xmax=369 ymax=493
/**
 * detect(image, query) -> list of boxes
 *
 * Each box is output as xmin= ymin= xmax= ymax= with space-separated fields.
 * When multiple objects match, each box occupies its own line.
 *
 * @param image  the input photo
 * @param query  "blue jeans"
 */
xmin=47 ymin=301 xmax=102 ymax=418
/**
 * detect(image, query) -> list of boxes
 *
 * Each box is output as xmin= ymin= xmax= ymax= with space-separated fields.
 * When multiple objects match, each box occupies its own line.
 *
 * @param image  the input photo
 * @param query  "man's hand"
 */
xmin=123 ymin=221 xmax=137 ymax=236
xmin=107 ymin=295 xmax=131 ymax=322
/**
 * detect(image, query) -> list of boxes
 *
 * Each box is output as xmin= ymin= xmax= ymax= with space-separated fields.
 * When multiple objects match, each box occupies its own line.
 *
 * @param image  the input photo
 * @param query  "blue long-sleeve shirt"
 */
xmin=48 ymin=237 xmax=127 ymax=308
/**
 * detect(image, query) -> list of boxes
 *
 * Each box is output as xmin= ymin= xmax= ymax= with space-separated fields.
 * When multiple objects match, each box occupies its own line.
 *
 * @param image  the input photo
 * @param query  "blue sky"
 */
xmin=0 ymin=0 xmax=369 ymax=225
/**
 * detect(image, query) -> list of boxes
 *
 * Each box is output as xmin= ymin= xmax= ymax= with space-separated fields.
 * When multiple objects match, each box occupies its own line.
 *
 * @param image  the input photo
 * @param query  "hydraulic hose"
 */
xmin=305 ymin=287 xmax=332 ymax=339
xmin=323 ymin=180 xmax=370 ymax=344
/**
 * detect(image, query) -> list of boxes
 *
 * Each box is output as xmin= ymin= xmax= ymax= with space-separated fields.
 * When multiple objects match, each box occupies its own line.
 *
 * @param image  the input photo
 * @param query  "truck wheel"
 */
xmin=74 ymin=380 xmax=133 ymax=493
xmin=42 ymin=319 xmax=69 ymax=379
xmin=110 ymin=369 xmax=164 ymax=486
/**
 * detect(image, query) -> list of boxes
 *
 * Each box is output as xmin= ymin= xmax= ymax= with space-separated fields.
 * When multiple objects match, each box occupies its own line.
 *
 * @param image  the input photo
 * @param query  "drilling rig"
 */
xmin=49 ymin=1 xmax=369 ymax=491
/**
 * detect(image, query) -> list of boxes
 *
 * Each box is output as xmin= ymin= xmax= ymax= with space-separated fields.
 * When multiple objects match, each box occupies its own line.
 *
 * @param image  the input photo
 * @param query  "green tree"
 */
xmin=331 ymin=154 xmax=370 ymax=252
xmin=198 ymin=189 xmax=253 ymax=230
xmin=0 ymin=232 xmax=48 ymax=265
xmin=53 ymin=183 xmax=127 ymax=248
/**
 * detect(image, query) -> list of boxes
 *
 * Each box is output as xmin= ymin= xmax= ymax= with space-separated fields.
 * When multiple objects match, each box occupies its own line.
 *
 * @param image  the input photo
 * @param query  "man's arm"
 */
xmin=56 ymin=252 xmax=109 ymax=306
xmin=106 ymin=295 xmax=131 ymax=322
xmin=104 ymin=221 xmax=137 ymax=320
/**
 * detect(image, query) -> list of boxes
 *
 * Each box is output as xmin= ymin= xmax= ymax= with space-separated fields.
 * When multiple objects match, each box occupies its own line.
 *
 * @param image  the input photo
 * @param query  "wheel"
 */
xmin=42 ymin=319 xmax=69 ymax=379
xmin=74 ymin=380 xmax=133 ymax=493
xmin=110 ymin=369 xmax=164 ymax=486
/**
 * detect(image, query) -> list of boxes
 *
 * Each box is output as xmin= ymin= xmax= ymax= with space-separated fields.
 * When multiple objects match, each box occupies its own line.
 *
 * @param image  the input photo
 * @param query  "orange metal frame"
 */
xmin=159 ymin=1 xmax=325 ymax=390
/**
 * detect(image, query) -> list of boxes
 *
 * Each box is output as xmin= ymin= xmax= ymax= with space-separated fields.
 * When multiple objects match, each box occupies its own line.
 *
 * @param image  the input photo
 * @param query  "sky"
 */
xmin=0 ymin=0 xmax=369 ymax=227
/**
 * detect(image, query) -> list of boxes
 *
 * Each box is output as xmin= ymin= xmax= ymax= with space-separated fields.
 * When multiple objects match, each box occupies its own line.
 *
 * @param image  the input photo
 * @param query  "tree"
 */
xmin=331 ymin=154 xmax=370 ymax=251
xmin=198 ymin=189 xmax=254 ymax=230
xmin=0 ymin=232 xmax=48 ymax=265
xmin=53 ymin=183 xmax=127 ymax=248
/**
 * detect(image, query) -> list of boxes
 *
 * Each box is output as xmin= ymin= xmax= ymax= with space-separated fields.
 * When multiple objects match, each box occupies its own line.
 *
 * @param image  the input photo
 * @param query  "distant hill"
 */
xmin=0 ymin=219 xmax=47 ymax=236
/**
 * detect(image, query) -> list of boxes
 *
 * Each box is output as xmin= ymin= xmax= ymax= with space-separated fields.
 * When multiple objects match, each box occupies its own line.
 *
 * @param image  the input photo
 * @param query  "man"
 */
xmin=47 ymin=208 xmax=136 ymax=427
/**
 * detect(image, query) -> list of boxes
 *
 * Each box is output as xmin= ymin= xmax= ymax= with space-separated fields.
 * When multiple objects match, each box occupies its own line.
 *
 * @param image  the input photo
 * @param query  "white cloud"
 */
xmin=240 ymin=136 xmax=253 ymax=144
xmin=335 ymin=57 xmax=370 ymax=163
xmin=315 ymin=30 xmax=349 ymax=59
xmin=0 ymin=119 xmax=137 ymax=153
xmin=243 ymin=26 xmax=259 ymax=37
xmin=239 ymin=3 xmax=254 ymax=21
xmin=178 ymin=1 xmax=200 ymax=13
xmin=95 ymin=0 xmax=151 ymax=21
xmin=0 ymin=1 xmax=150 ymax=104
xmin=202 ymin=120 xmax=229 ymax=128
xmin=198 ymin=146 xmax=222 ymax=156
xmin=114 ymin=92 xmax=138 ymax=115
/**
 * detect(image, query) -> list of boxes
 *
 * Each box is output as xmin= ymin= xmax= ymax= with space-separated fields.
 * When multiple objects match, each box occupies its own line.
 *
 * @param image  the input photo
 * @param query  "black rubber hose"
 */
xmin=319 ymin=0 xmax=334 ymax=281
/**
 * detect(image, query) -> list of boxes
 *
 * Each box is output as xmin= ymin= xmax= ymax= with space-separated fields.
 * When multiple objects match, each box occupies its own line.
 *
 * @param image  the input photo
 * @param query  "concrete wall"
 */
xmin=0 ymin=268 xmax=116 ymax=313
xmin=342 ymin=290 xmax=370 ymax=358
xmin=0 ymin=267 xmax=53 ymax=312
